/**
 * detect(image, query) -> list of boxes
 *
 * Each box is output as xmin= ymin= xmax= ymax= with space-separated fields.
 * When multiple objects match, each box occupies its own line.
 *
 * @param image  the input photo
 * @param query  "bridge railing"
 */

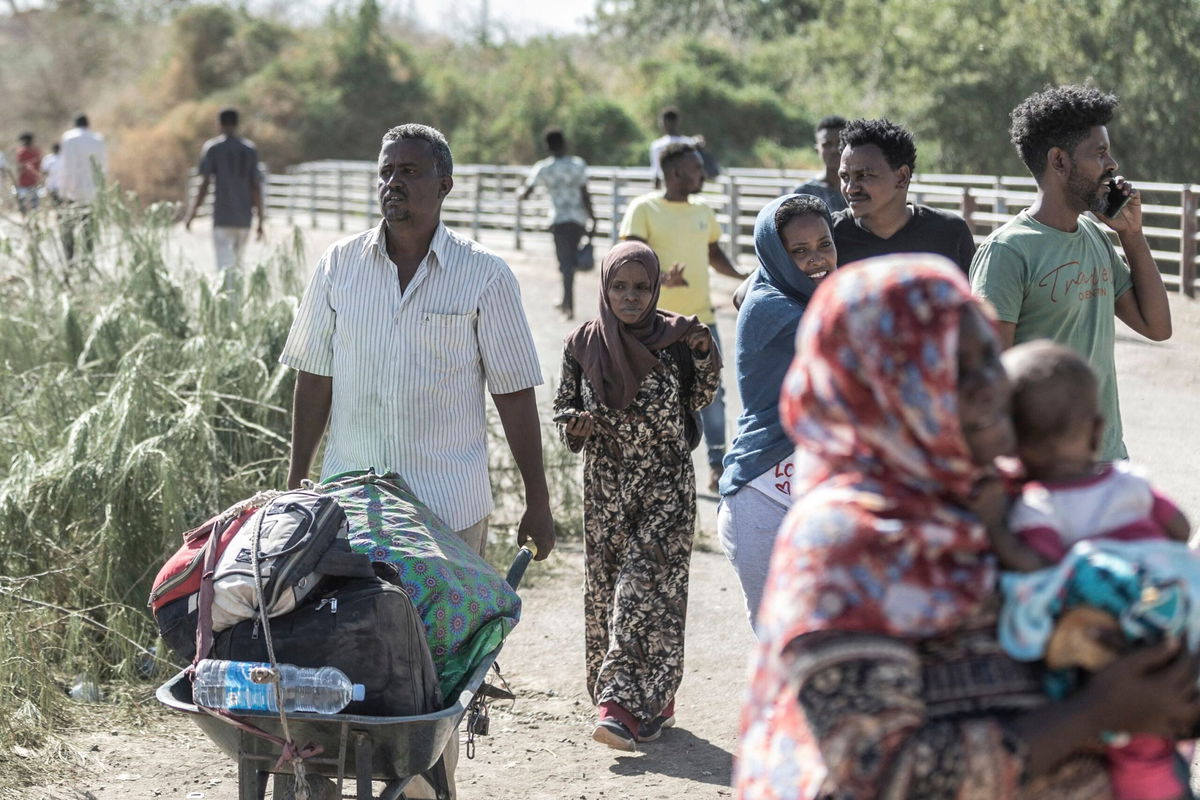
xmin=188 ymin=161 xmax=1198 ymax=296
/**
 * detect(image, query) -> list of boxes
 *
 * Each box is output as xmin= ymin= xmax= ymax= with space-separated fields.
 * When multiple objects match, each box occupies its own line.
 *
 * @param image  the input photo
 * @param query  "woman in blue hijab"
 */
xmin=717 ymin=194 xmax=836 ymax=632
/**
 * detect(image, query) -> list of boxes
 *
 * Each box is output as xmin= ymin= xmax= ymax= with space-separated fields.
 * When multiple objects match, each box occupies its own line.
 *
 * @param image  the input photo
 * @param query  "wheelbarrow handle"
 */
xmin=505 ymin=546 xmax=535 ymax=591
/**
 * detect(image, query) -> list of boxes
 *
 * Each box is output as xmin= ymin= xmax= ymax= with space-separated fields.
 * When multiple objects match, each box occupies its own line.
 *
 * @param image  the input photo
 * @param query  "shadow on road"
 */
xmin=608 ymin=727 xmax=733 ymax=787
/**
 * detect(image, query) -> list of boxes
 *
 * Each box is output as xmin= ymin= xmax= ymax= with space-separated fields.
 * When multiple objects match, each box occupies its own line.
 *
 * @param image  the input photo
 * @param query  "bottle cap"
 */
xmin=352 ymin=684 xmax=365 ymax=702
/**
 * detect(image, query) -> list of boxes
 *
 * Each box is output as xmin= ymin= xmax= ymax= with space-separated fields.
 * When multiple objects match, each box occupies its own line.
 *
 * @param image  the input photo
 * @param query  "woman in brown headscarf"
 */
xmin=554 ymin=240 xmax=721 ymax=751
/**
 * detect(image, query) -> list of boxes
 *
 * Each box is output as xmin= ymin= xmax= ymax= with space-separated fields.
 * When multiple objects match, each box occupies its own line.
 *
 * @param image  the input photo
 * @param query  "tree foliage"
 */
xmin=3 ymin=0 xmax=1198 ymax=202
xmin=593 ymin=0 xmax=820 ymax=42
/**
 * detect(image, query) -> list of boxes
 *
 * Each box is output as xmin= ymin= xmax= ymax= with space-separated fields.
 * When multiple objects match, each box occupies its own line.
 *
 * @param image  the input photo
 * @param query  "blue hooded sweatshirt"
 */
xmin=719 ymin=194 xmax=825 ymax=495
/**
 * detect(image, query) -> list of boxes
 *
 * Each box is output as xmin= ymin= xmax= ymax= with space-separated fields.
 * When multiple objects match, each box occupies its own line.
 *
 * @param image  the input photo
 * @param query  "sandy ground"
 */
xmin=23 ymin=218 xmax=1200 ymax=799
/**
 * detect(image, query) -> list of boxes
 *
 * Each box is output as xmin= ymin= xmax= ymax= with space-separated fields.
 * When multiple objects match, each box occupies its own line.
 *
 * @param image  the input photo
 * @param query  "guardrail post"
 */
xmin=262 ymin=171 xmax=271 ymax=221
xmin=1182 ymin=185 xmax=1196 ymax=298
xmin=472 ymin=171 xmax=483 ymax=240
xmin=365 ymin=166 xmax=374 ymax=225
xmin=309 ymin=169 xmax=317 ymax=229
xmin=286 ymin=173 xmax=295 ymax=226
xmin=336 ymin=167 xmax=345 ymax=231
xmin=610 ymin=173 xmax=623 ymax=244
xmin=726 ymin=177 xmax=740 ymax=267
xmin=961 ymin=187 xmax=976 ymax=232
xmin=993 ymin=177 xmax=1006 ymax=225
xmin=514 ymin=183 xmax=523 ymax=251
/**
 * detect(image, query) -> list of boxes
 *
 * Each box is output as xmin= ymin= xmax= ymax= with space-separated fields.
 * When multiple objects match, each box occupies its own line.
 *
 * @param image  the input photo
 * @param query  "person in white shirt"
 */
xmin=282 ymin=123 xmax=555 ymax=799
xmin=40 ymin=142 xmax=61 ymax=205
xmin=520 ymin=127 xmax=595 ymax=319
xmin=58 ymin=115 xmax=107 ymax=263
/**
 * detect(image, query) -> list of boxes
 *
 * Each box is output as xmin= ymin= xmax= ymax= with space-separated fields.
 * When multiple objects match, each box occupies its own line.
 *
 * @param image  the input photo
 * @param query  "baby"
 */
xmin=992 ymin=340 xmax=1193 ymax=800
xmin=1003 ymin=340 xmax=1189 ymax=562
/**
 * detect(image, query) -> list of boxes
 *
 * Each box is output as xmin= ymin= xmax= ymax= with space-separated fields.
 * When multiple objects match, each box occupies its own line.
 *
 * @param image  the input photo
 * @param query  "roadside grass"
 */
xmin=0 ymin=188 xmax=582 ymax=792
xmin=0 ymin=187 xmax=304 ymax=791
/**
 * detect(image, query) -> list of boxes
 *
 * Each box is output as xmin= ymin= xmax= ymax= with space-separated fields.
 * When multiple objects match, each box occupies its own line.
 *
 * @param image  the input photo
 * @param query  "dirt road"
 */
xmin=30 ymin=221 xmax=1199 ymax=799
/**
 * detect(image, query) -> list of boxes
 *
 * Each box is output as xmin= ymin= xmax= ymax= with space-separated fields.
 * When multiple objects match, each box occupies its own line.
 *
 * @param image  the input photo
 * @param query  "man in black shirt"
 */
xmin=833 ymin=118 xmax=975 ymax=271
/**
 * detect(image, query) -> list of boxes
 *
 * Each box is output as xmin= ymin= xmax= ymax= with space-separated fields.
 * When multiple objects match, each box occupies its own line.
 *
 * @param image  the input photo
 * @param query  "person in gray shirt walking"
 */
xmin=185 ymin=107 xmax=265 ymax=296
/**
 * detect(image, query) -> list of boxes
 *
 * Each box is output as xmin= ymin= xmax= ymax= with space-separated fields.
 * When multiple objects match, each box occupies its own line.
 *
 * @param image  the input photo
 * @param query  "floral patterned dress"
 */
xmin=554 ymin=342 xmax=719 ymax=725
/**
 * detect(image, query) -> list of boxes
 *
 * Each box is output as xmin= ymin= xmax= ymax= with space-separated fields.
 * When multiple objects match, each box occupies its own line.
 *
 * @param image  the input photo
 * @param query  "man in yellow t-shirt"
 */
xmin=619 ymin=141 xmax=742 ymax=492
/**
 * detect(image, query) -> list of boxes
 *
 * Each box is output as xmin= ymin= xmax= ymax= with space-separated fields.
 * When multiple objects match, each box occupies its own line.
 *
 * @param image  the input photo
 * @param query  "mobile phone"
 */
xmin=1103 ymin=179 xmax=1131 ymax=219
xmin=552 ymin=411 xmax=581 ymax=424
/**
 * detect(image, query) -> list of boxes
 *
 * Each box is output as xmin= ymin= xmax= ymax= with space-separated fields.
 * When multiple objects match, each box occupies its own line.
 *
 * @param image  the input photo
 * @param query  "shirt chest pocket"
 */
xmin=418 ymin=311 xmax=478 ymax=373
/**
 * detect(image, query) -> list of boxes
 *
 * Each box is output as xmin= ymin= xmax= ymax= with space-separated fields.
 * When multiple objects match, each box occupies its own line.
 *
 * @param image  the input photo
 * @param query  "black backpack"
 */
xmin=153 ymin=491 xmax=377 ymax=663
xmin=667 ymin=339 xmax=703 ymax=451
xmin=212 ymin=567 xmax=443 ymax=717
xmin=209 ymin=491 xmax=375 ymax=631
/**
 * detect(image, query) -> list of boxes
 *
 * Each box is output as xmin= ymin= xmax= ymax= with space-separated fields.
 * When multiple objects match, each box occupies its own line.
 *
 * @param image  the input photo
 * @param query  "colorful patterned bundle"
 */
xmin=319 ymin=472 xmax=521 ymax=699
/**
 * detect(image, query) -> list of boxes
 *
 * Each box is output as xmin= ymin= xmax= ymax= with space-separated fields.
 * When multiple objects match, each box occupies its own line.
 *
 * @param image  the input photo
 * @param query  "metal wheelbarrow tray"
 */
xmin=157 ymin=548 xmax=532 ymax=800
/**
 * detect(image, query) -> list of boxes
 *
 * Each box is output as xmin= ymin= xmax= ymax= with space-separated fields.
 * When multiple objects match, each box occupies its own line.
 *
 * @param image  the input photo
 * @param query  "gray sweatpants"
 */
xmin=717 ymin=486 xmax=788 ymax=635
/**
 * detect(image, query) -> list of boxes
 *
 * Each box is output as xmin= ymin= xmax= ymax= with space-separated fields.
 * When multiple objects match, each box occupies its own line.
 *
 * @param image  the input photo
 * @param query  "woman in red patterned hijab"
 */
xmin=736 ymin=254 xmax=1200 ymax=800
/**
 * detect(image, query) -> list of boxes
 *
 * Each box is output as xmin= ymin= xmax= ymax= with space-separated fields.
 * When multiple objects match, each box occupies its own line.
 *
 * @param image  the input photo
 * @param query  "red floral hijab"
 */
xmin=736 ymin=254 xmax=1023 ymax=800
xmin=768 ymin=253 xmax=996 ymax=641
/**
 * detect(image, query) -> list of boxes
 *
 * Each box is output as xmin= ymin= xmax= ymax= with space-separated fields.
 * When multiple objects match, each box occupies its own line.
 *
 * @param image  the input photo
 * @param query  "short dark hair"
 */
xmin=840 ymin=118 xmax=916 ymax=171
xmin=1009 ymin=84 xmax=1119 ymax=179
xmin=18 ymin=132 xmax=33 ymax=144
xmin=381 ymin=123 xmax=453 ymax=177
xmin=544 ymin=126 xmax=565 ymax=151
xmin=1003 ymin=340 xmax=1099 ymax=447
xmin=776 ymin=194 xmax=833 ymax=236
xmin=816 ymin=115 xmax=847 ymax=133
xmin=74 ymin=114 xmax=89 ymax=128
xmin=659 ymin=141 xmax=699 ymax=174
xmin=660 ymin=105 xmax=680 ymax=123
xmin=218 ymin=107 xmax=239 ymax=127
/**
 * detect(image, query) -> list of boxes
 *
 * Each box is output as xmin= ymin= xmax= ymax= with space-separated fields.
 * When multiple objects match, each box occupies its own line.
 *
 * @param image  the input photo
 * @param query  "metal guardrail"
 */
xmin=188 ymin=162 xmax=1199 ymax=296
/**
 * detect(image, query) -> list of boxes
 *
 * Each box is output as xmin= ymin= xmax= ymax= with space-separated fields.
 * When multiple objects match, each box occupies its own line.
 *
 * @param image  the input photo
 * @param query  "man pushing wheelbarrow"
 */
xmin=155 ymin=122 xmax=555 ymax=800
xmin=276 ymin=122 xmax=555 ymax=798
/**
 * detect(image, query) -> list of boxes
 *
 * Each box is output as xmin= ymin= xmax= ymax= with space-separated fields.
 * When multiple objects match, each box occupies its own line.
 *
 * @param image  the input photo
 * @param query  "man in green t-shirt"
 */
xmin=620 ymin=141 xmax=743 ymax=492
xmin=970 ymin=85 xmax=1172 ymax=461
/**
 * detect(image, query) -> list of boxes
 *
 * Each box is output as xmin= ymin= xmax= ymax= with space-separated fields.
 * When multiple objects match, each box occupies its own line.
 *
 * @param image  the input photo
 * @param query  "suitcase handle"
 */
xmin=505 ymin=547 xmax=534 ymax=591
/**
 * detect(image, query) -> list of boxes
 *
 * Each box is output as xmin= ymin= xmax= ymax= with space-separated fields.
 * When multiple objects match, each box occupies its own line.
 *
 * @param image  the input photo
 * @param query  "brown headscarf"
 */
xmin=564 ymin=240 xmax=710 ymax=410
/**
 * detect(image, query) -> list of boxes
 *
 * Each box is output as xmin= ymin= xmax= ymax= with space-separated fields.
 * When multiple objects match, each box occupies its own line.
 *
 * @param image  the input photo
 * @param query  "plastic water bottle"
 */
xmin=192 ymin=659 xmax=365 ymax=714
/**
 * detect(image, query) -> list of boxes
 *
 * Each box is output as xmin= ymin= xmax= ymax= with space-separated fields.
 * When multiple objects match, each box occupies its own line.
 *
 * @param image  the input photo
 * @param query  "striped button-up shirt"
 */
xmin=280 ymin=222 xmax=543 ymax=529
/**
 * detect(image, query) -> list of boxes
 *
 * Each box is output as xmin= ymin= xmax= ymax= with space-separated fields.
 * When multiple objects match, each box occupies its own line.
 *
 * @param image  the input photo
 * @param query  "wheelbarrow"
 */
xmin=157 ymin=547 xmax=533 ymax=800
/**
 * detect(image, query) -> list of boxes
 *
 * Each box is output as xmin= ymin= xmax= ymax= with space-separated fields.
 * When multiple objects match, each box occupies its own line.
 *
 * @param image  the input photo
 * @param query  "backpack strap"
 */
xmin=314 ymin=540 xmax=377 ymax=579
xmin=667 ymin=339 xmax=696 ymax=410
xmin=569 ymin=351 xmax=585 ymax=397
xmin=191 ymin=516 xmax=232 ymax=668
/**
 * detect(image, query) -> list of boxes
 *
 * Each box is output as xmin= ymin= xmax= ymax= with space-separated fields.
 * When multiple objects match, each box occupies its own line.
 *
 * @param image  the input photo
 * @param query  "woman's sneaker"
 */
xmin=636 ymin=713 xmax=676 ymax=743
xmin=592 ymin=718 xmax=637 ymax=751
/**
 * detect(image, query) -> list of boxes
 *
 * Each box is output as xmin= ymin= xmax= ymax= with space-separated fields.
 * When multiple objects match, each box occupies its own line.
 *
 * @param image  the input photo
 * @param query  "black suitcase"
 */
xmin=212 ymin=571 xmax=443 ymax=716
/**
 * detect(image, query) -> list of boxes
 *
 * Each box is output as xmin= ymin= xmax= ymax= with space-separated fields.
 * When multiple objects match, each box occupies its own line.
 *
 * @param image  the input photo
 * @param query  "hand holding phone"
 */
xmin=1103 ymin=178 xmax=1131 ymax=220
xmin=553 ymin=410 xmax=596 ymax=440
